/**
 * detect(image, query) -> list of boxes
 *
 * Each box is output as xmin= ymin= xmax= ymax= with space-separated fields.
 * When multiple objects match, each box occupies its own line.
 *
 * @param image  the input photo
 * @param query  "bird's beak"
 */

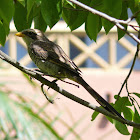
xmin=15 ymin=32 xmax=25 ymax=37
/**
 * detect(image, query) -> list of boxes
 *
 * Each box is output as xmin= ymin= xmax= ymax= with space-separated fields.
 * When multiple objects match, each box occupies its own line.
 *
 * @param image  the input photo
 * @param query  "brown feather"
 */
xmin=30 ymin=40 xmax=81 ymax=75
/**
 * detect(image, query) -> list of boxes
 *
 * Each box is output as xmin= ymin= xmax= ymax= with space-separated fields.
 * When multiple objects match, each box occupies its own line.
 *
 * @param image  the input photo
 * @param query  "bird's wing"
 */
xmin=30 ymin=40 xmax=81 ymax=75
xmin=52 ymin=43 xmax=82 ymax=73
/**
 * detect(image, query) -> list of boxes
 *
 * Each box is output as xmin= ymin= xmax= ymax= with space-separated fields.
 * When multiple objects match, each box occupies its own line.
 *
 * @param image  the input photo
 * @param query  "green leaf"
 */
xmin=0 ymin=21 xmax=6 ymax=46
xmin=85 ymin=13 xmax=102 ymax=41
xmin=102 ymin=0 xmax=122 ymax=34
xmin=65 ymin=0 xmax=75 ymax=7
xmin=134 ymin=0 xmax=139 ymax=7
xmin=103 ymin=0 xmax=122 ymax=18
xmin=0 ymin=0 xmax=14 ymax=24
xmin=114 ymin=120 xmax=130 ymax=135
xmin=34 ymin=0 xmax=41 ymax=6
xmin=69 ymin=11 xmax=87 ymax=31
xmin=123 ymin=107 xmax=134 ymax=121
xmin=130 ymin=108 xmax=140 ymax=140
xmin=32 ymin=3 xmax=40 ymax=17
xmin=85 ymin=0 xmax=103 ymax=41
xmin=17 ymin=0 xmax=26 ymax=7
xmin=14 ymin=1 xmax=33 ymax=31
xmin=132 ymin=92 xmax=140 ymax=98
xmin=62 ymin=2 xmax=78 ymax=29
xmin=41 ymin=0 xmax=62 ymax=28
xmin=3 ymin=21 xmax=10 ymax=35
xmin=117 ymin=1 xmax=128 ymax=40
xmin=65 ymin=0 xmax=91 ymax=31
xmin=131 ymin=132 xmax=140 ymax=140
xmin=91 ymin=111 xmax=99 ymax=121
xmin=27 ymin=0 xmax=35 ymax=20
xmin=102 ymin=19 xmax=114 ymax=34
xmin=62 ymin=0 xmax=88 ymax=31
xmin=133 ymin=107 xmax=140 ymax=123
xmin=114 ymin=97 xmax=132 ymax=113
xmin=128 ymin=0 xmax=140 ymax=26
xmin=34 ymin=7 xmax=47 ymax=32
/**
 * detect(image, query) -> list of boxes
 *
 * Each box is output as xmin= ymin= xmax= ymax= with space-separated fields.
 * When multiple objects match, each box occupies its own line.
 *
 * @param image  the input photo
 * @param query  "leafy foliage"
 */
xmin=0 ymin=0 xmax=137 ymax=45
xmin=41 ymin=0 xmax=62 ymax=28
xmin=117 ymin=0 xmax=128 ymax=40
xmin=114 ymin=120 xmax=130 ymax=135
xmin=91 ymin=95 xmax=140 ymax=137
xmin=130 ymin=108 xmax=140 ymax=140
xmin=0 ymin=0 xmax=140 ymax=139
xmin=14 ymin=1 xmax=33 ymax=31
xmin=0 ymin=0 xmax=14 ymax=45
xmin=91 ymin=110 xmax=99 ymax=121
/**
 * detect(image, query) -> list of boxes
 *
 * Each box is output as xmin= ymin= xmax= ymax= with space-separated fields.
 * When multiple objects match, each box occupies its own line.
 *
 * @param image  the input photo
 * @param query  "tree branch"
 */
xmin=68 ymin=0 xmax=140 ymax=44
xmin=0 ymin=50 xmax=140 ymax=129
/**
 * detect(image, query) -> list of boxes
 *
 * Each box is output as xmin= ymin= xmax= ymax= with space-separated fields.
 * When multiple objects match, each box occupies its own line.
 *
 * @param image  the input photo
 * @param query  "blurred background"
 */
xmin=0 ymin=10 xmax=140 ymax=140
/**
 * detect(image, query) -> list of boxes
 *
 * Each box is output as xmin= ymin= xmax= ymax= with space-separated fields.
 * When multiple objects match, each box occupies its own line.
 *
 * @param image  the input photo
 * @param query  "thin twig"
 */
xmin=117 ymin=32 xmax=140 ymax=99
xmin=129 ymin=25 xmax=139 ymax=32
xmin=126 ymin=10 xmax=140 ymax=23
xmin=126 ymin=81 xmax=129 ymax=95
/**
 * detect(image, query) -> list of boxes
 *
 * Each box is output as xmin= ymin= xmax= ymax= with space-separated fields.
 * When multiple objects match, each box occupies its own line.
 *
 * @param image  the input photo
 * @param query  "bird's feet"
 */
xmin=41 ymin=84 xmax=54 ymax=104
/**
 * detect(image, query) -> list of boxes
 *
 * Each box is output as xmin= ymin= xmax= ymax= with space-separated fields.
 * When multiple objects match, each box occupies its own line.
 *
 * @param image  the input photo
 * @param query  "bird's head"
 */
xmin=15 ymin=29 xmax=47 ymax=46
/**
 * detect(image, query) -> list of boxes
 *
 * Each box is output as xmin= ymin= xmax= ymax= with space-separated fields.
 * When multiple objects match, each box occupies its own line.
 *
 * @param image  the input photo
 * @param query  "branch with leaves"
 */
xmin=0 ymin=49 xmax=140 ymax=129
xmin=65 ymin=1 xmax=140 ymax=137
xmin=67 ymin=0 xmax=140 ymax=101
xmin=0 ymin=0 xmax=140 ymax=138
xmin=68 ymin=0 xmax=140 ymax=43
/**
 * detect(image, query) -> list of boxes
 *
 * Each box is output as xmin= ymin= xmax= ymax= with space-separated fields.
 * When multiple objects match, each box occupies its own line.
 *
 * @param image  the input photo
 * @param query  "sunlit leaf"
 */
xmin=91 ymin=111 xmax=99 ymax=121
xmin=102 ymin=0 xmax=122 ymax=34
xmin=27 ymin=0 xmax=35 ymax=20
xmin=85 ymin=13 xmax=101 ymax=41
xmin=0 ymin=0 xmax=14 ymax=24
xmin=41 ymin=0 xmax=62 ymax=28
xmin=132 ymin=92 xmax=140 ymax=98
xmin=113 ymin=120 xmax=130 ymax=135
xmin=123 ymin=107 xmax=134 ymax=121
xmin=117 ymin=1 xmax=128 ymax=40
xmin=114 ymin=97 xmax=132 ymax=113
xmin=14 ymin=1 xmax=33 ymax=31
xmin=130 ymin=108 xmax=140 ymax=140
xmin=0 ymin=21 xmax=6 ymax=46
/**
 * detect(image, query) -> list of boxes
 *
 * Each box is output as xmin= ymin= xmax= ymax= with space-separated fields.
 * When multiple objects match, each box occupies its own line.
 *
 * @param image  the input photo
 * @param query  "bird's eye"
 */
xmin=28 ymin=32 xmax=33 ymax=36
xmin=27 ymin=31 xmax=37 ymax=40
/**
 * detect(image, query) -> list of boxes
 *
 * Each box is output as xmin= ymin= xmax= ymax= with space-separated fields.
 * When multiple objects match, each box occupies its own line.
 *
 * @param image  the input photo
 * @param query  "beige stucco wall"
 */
xmin=1 ymin=69 xmax=139 ymax=140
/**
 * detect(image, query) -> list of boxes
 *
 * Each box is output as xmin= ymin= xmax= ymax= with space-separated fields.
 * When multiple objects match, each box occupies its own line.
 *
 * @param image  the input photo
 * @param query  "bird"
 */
xmin=16 ymin=29 xmax=124 ymax=120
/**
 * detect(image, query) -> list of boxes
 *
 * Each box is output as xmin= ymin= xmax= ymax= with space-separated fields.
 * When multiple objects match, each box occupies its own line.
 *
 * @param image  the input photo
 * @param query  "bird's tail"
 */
xmin=74 ymin=76 xmax=124 ymax=120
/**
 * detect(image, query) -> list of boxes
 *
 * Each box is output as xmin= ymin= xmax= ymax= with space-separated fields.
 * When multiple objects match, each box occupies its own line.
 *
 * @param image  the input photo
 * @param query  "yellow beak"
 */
xmin=15 ymin=32 xmax=25 ymax=37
